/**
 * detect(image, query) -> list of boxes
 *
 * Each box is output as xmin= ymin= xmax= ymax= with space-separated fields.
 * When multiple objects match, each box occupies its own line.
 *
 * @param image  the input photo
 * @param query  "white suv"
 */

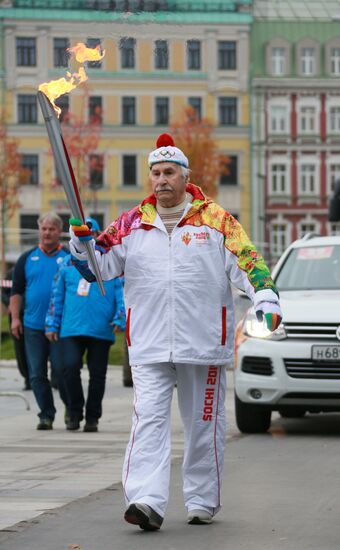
xmin=234 ymin=234 xmax=340 ymax=433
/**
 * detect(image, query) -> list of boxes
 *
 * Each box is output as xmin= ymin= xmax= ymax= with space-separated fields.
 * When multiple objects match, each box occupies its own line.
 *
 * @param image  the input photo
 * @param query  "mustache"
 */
xmin=155 ymin=186 xmax=173 ymax=193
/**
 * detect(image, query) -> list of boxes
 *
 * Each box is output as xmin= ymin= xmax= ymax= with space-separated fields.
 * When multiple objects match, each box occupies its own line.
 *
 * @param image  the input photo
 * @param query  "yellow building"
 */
xmin=0 ymin=1 xmax=252 ymax=263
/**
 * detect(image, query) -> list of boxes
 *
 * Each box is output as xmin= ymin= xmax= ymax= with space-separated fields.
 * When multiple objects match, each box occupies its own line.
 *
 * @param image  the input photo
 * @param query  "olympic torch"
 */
xmin=37 ymin=90 xmax=105 ymax=296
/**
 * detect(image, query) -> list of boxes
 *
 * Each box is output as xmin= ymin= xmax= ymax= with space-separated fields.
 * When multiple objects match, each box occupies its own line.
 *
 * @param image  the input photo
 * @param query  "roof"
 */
xmin=251 ymin=19 xmax=340 ymax=75
xmin=0 ymin=6 xmax=252 ymax=24
xmin=254 ymin=0 xmax=340 ymax=21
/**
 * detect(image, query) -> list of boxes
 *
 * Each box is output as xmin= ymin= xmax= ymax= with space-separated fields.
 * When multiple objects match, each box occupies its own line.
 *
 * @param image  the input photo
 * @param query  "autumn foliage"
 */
xmin=0 ymin=119 xmax=30 ymax=276
xmin=170 ymin=106 xmax=230 ymax=198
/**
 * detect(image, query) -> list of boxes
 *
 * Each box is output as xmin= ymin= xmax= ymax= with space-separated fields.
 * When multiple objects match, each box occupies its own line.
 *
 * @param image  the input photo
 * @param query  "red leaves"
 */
xmin=170 ymin=106 xmax=230 ymax=199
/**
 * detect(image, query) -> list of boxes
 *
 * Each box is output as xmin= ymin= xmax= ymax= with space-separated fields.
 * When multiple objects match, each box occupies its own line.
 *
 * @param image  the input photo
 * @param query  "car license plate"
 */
xmin=312 ymin=345 xmax=340 ymax=362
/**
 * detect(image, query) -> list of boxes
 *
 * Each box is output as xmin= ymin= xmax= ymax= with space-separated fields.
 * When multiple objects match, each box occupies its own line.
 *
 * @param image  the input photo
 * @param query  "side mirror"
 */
xmin=329 ymin=180 xmax=340 ymax=222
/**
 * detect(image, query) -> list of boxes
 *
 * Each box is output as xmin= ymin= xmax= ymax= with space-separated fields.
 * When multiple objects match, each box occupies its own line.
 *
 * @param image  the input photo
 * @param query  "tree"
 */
xmin=0 ymin=118 xmax=29 ymax=279
xmin=170 ymin=106 xmax=230 ymax=198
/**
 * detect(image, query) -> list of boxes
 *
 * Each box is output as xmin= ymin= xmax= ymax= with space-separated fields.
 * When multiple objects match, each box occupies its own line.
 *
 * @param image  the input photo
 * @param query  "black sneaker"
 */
xmin=124 ymin=503 xmax=163 ymax=531
xmin=66 ymin=417 xmax=81 ymax=431
xmin=37 ymin=418 xmax=53 ymax=430
xmin=83 ymin=419 xmax=98 ymax=432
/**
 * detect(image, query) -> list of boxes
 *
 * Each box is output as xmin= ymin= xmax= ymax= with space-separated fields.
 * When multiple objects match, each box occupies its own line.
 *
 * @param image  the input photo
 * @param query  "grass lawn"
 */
xmin=0 ymin=315 xmax=126 ymax=365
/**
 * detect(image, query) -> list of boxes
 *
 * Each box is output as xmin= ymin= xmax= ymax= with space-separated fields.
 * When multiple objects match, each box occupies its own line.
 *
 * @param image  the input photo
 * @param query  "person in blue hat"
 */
xmin=45 ymin=217 xmax=125 ymax=432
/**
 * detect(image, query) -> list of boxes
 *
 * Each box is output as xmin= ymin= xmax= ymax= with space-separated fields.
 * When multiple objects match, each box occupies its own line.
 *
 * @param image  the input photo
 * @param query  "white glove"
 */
xmin=255 ymin=301 xmax=283 ymax=331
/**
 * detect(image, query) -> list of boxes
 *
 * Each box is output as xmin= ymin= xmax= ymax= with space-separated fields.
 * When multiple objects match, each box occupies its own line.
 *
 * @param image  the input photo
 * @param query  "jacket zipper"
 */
xmin=169 ymin=234 xmax=173 ymax=362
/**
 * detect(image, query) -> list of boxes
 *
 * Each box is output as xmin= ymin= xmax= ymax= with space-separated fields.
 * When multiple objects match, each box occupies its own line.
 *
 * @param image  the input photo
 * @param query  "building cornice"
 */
xmin=253 ymin=77 xmax=340 ymax=90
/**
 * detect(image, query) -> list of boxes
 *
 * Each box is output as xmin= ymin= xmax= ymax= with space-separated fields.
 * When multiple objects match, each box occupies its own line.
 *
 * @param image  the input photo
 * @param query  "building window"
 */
xmin=331 ymin=48 xmax=340 ymax=76
xmin=269 ymin=105 xmax=288 ymax=133
xmin=86 ymin=38 xmax=102 ymax=68
xmin=329 ymin=106 xmax=340 ymax=133
xmin=270 ymin=164 xmax=288 ymax=195
xmin=299 ymin=221 xmax=317 ymax=238
xmin=301 ymin=48 xmax=315 ymax=76
xmin=20 ymin=214 xmax=39 ymax=247
xmin=89 ymin=96 xmax=102 ymax=124
xmin=53 ymin=38 xmax=70 ymax=68
xmin=154 ymin=40 xmax=168 ymax=69
xmin=299 ymin=106 xmax=317 ymax=133
xmin=123 ymin=155 xmax=137 ymax=186
xmin=155 ymin=97 xmax=169 ymax=125
xmin=21 ymin=155 xmax=39 ymax=185
xmin=220 ymin=156 xmax=238 ymax=186
xmin=55 ymin=94 xmax=69 ymax=123
xmin=218 ymin=97 xmax=237 ymax=126
xmin=18 ymin=94 xmax=37 ymax=123
xmin=299 ymin=164 xmax=317 ymax=195
xmin=120 ymin=37 xmax=135 ymax=69
xmin=89 ymin=154 xmax=104 ymax=189
xmin=187 ymin=40 xmax=201 ymax=70
xmin=270 ymin=222 xmax=288 ymax=257
xmin=218 ymin=41 xmax=236 ymax=70
xmin=188 ymin=97 xmax=202 ymax=120
xmin=122 ymin=97 xmax=136 ymax=125
xmin=329 ymin=222 xmax=340 ymax=235
xmin=16 ymin=37 xmax=36 ymax=67
xmin=329 ymin=164 xmax=340 ymax=193
xmin=271 ymin=47 xmax=286 ymax=76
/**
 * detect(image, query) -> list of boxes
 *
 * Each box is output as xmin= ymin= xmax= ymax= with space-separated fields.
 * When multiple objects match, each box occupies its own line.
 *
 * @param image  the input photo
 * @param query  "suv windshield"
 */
xmin=275 ymin=244 xmax=340 ymax=290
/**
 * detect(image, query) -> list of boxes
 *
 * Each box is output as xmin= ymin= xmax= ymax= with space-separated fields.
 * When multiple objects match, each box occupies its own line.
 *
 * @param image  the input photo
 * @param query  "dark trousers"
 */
xmin=9 ymin=314 xmax=29 ymax=385
xmin=24 ymin=327 xmax=68 ymax=420
xmin=60 ymin=336 xmax=112 ymax=421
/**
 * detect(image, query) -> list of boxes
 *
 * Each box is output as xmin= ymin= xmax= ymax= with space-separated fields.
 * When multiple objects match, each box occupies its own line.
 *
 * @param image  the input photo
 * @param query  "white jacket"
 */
xmin=70 ymin=184 xmax=279 ymax=366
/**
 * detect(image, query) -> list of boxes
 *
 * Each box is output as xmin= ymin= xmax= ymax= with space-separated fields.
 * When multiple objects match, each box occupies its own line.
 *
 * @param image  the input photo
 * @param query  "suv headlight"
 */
xmin=242 ymin=311 xmax=287 ymax=341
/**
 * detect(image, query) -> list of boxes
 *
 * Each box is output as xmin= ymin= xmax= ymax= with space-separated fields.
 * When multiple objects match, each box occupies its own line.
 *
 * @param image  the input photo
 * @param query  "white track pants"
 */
xmin=122 ymin=363 xmax=227 ymax=518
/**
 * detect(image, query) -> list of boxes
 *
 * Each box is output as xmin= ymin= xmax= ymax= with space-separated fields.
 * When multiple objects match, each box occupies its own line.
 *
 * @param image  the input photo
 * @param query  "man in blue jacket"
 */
xmin=10 ymin=212 xmax=68 ymax=430
xmin=46 ymin=217 xmax=125 ymax=433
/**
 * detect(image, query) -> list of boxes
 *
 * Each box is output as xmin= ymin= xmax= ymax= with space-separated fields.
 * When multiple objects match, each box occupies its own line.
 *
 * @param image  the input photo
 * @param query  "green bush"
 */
xmin=0 ymin=315 xmax=125 ymax=365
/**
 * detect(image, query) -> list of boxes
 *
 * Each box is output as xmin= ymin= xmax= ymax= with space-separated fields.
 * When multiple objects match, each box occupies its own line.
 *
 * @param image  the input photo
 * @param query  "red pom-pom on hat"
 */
xmin=156 ymin=133 xmax=175 ymax=148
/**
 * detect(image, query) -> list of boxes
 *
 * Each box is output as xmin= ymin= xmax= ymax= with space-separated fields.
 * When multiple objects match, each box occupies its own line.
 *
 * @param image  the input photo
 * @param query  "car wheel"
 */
xmin=234 ymin=394 xmax=271 ymax=433
xmin=278 ymin=407 xmax=306 ymax=419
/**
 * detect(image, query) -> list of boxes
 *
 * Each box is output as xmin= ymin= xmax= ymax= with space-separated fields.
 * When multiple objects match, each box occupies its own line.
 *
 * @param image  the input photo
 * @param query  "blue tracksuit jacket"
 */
xmin=45 ymin=255 xmax=125 ymax=342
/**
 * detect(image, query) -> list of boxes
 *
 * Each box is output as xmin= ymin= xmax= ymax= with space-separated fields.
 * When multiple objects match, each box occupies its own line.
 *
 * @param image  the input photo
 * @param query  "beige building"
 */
xmin=0 ymin=1 xmax=252 ymax=264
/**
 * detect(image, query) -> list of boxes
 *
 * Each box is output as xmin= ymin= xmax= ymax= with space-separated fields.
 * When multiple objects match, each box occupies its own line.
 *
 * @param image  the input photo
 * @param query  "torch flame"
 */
xmin=38 ymin=42 xmax=105 ymax=117
xmin=68 ymin=42 xmax=105 ymax=64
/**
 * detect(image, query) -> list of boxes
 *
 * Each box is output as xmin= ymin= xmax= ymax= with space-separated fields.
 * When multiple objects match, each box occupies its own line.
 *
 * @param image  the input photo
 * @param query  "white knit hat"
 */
xmin=148 ymin=133 xmax=189 ymax=168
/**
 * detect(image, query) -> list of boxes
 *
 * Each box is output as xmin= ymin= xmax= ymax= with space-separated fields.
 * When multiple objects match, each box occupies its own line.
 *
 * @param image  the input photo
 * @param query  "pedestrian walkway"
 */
xmin=0 ymin=364 xmax=237 ymax=532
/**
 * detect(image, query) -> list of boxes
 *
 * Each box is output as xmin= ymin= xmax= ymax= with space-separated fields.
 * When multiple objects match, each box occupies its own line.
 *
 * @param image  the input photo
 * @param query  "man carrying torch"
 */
xmin=68 ymin=133 xmax=282 ymax=530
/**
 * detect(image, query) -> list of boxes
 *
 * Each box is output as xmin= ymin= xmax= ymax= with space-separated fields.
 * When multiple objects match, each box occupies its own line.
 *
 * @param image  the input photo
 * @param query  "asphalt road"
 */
xmin=1 ymin=361 xmax=340 ymax=550
xmin=2 ymin=414 xmax=340 ymax=550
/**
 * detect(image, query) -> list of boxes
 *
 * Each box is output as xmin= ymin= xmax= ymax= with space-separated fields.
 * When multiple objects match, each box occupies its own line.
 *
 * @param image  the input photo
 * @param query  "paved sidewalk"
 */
xmin=0 ymin=363 xmax=237 ymax=531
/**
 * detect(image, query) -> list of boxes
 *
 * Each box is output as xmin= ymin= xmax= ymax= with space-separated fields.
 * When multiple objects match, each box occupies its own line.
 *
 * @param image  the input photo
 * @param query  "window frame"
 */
xmin=122 ymin=154 xmax=138 ymax=187
xmin=218 ymin=96 xmax=238 ymax=126
xmin=16 ymin=37 xmax=36 ymax=67
xmin=155 ymin=97 xmax=169 ymax=125
xmin=119 ymin=37 xmax=136 ymax=69
xmin=88 ymin=153 xmax=105 ymax=190
xmin=297 ymin=160 xmax=319 ymax=196
xmin=219 ymin=155 xmax=238 ymax=186
xmin=187 ymin=40 xmax=201 ymax=70
xmin=217 ymin=40 xmax=237 ymax=71
xmin=154 ymin=39 xmax=169 ymax=70
xmin=53 ymin=37 xmax=70 ymax=68
xmin=270 ymin=219 xmax=290 ymax=258
xmin=121 ymin=96 xmax=136 ymax=125
xmin=17 ymin=94 xmax=38 ymax=124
